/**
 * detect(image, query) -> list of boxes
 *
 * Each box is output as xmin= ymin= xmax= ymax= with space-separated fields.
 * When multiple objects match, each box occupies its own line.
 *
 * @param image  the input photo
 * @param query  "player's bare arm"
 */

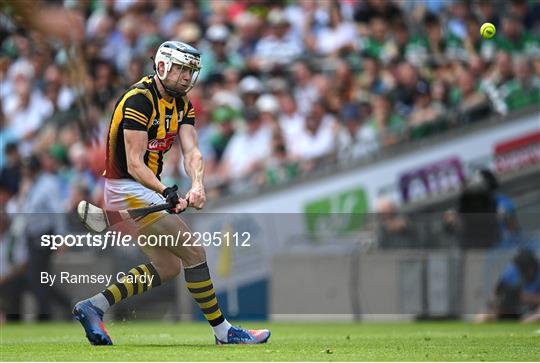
xmin=124 ymin=129 xmax=187 ymax=212
xmin=179 ymin=124 xmax=205 ymax=209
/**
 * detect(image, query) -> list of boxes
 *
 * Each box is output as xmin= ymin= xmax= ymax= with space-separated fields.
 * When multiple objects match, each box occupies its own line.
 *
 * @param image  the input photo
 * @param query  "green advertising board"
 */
xmin=304 ymin=187 xmax=368 ymax=240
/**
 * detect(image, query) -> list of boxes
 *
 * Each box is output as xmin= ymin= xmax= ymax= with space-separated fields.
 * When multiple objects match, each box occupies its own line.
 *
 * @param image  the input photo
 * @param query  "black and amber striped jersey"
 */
xmin=104 ymin=76 xmax=195 ymax=180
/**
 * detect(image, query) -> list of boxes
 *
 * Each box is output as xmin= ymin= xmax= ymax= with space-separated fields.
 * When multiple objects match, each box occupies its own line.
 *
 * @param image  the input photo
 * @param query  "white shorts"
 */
xmin=104 ymin=178 xmax=167 ymax=228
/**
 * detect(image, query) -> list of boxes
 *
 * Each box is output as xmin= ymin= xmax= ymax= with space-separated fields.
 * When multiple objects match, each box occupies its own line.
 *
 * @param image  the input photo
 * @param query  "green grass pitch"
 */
xmin=1 ymin=321 xmax=539 ymax=361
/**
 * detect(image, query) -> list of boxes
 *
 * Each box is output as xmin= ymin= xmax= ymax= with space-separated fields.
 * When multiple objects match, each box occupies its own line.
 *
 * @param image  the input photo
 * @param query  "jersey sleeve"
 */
xmin=123 ymin=93 xmax=153 ymax=131
xmin=180 ymin=99 xmax=195 ymax=126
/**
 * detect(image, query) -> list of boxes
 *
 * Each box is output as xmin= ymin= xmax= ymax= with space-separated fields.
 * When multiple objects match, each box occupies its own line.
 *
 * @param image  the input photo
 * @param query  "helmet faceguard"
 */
xmin=154 ymin=41 xmax=202 ymax=97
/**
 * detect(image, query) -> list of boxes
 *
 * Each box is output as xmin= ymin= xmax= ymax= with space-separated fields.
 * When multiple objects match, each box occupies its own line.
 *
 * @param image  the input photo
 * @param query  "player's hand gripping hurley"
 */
xmin=77 ymin=185 xmax=188 ymax=233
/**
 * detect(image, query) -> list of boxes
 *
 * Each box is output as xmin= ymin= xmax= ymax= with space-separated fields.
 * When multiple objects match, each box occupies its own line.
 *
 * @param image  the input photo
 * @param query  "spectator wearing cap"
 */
xmin=256 ymin=93 xmax=280 ymax=126
xmin=253 ymin=9 xmax=302 ymax=72
xmin=220 ymin=107 xmax=272 ymax=181
xmin=338 ymin=102 xmax=378 ymax=160
xmin=173 ymin=22 xmax=201 ymax=49
xmin=253 ymin=94 xmax=292 ymax=184
xmin=259 ymin=122 xmax=292 ymax=187
xmin=209 ymin=106 xmax=237 ymax=163
xmin=238 ymin=75 xmax=264 ymax=109
xmin=199 ymin=24 xmax=244 ymax=82
xmin=211 ymin=84 xmax=244 ymax=113
xmin=43 ymin=144 xmax=72 ymax=200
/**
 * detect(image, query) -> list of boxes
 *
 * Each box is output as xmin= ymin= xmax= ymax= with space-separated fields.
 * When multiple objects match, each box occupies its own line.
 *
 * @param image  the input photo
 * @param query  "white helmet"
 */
xmin=154 ymin=41 xmax=202 ymax=96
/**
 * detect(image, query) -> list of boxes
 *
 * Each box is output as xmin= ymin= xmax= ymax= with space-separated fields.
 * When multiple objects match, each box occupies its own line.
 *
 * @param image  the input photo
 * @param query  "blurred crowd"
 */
xmin=1 ymin=0 xmax=540 ymax=209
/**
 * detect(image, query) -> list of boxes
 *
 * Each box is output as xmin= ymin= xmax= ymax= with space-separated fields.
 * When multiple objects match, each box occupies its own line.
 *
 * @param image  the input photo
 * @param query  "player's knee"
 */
xmin=182 ymin=245 xmax=206 ymax=267
xmin=154 ymin=259 xmax=182 ymax=282
xmin=193 ymin=245 xmax=206 ymax=262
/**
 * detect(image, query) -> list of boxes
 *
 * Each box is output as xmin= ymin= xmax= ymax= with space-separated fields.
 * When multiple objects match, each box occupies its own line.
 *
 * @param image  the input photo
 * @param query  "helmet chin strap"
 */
xmin=151 ymin=56 xmax=186 ymax=98
xmin=156 ymin=75 xmax=185 ymax=98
